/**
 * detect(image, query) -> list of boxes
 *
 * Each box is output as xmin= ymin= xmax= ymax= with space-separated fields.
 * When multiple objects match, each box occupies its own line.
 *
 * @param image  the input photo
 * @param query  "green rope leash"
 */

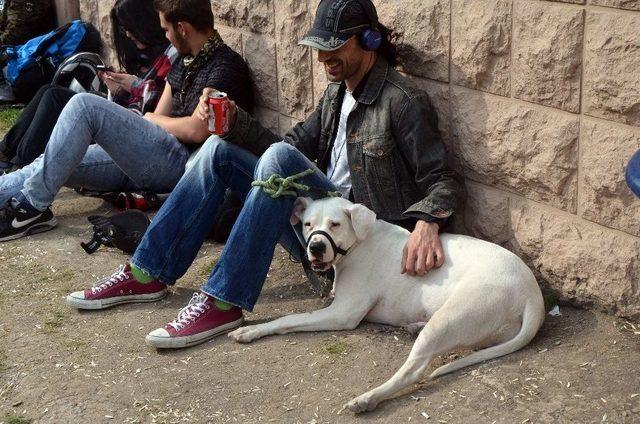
xmin=251 ymin=168 xmax=340 ymax=198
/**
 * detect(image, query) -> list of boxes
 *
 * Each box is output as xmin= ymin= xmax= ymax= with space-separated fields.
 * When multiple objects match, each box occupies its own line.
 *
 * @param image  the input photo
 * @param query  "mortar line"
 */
xmin=510 ymin=0 xmax=515 ymax=99
xmin=467 ymin=179 xmax=640 ymax=240
xmin=448 ymin=0 xmax=452 ymax=85
xmin=576 ymin=6 xmax=587 ymax=218
xmin=527 ymin=0 xmax=640 ymax=15
xmin=272 ymin=0 xmax=282 ymax=135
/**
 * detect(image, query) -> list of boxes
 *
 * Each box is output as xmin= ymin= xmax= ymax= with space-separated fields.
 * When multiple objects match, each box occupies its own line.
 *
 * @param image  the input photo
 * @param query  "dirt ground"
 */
xmin=0 ymin=190 xmax=639 ymax=424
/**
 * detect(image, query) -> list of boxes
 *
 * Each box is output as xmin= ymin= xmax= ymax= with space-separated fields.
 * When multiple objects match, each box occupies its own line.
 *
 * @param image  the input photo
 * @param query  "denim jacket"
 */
xmin=224 ymin=57 xmax=463 ymax=228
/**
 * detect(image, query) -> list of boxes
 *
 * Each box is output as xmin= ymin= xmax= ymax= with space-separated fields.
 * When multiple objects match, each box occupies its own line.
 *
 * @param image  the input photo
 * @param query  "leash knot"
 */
xmin=252 ymin=168 xmax=340 ymax=199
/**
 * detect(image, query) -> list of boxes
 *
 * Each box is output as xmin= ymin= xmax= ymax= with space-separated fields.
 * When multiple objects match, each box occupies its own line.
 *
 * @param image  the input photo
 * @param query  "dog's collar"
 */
xmin=306 ymin=229 xmax=352 ymax=257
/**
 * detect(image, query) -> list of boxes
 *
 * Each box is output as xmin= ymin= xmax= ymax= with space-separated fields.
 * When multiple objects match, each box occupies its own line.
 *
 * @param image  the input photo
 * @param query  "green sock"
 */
xmin=130 ymin=263 xmax=155 ymax=284
xmin=214 ymin=299 xmax=234 ymax=310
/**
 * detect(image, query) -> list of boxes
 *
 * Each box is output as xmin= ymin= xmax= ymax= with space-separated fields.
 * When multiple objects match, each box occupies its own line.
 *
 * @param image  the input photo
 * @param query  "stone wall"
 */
xmin=53 ymin=0 xmax=80 ymax=26
xmin=80 ymin=0 xmax=640 ymax=319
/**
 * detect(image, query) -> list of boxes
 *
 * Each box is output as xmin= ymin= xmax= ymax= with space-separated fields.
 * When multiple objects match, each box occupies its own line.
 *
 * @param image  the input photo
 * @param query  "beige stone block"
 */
xmin=275 ymin=0 xmax=314 ymax=120
xmin=451 ymin=0 xmax=511 ymax=96
xmin=451 ymin=87 xmax=579 ymax=212
xmin=542 ymin=0 xmax=585 ymax=3
xmin=97 ymin=0 xmax=117 ymax=66
xmin=372 ymin=0 xmax=449 ymax=82
xmin=508 ymin=198 xmax=640 ymax=319
xmin=217 ymin=26 xmax=242 ymax=54
xmin=588 ymin=0 xmax=640 ymax=10
xmin=243 ymin=34 xmax=278 ymax=110
xmin=279 ymin=114 xmax=301 ymax=137
xmin=512 ymin=1 xmax=584 ymax=113
xmin=253 ymin=107 xmax=280 ymax=136
xmin=580 ymin=119 xmax=640 ymax=236
xmin=54 ymin=0 xmax=79 ymax=25
xmin=212 ymin=0 xmax=275 ymax=35
xmin=464 ymin=181 xmax=512 ymax=244
xmin=583 ymin=12 xmax=640 ymax=127
xmin=79 ymin=1 xmax=98 ymax=25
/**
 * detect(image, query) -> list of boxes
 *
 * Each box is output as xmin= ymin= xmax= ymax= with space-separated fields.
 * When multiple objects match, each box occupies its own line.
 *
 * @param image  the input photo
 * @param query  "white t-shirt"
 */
xmin=327 ymin=90 xmax=357 ymax=197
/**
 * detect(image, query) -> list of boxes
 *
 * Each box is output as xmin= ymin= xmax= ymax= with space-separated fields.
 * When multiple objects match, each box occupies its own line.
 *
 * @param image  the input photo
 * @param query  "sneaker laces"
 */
xmin=91 ymin=264 xmax=128 ymax=293
xmin=168 ymin=292 xmax=211 ymax=331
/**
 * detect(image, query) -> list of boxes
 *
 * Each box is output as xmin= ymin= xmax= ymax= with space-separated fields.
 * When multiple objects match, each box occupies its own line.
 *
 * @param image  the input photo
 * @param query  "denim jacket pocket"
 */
xmin=362 ymin=133 xmax=400 ymax=214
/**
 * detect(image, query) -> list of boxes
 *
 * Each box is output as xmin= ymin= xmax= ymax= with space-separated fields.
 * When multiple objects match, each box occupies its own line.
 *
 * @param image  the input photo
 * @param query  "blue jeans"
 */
xmin=131 ymin=138 xmax=336 ymax=311
xmin=0 ymin=93 xmax=190 ymax=209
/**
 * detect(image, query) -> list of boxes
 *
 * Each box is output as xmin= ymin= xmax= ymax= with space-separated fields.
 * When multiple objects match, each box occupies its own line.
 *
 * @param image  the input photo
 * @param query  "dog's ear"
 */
xmin=345 ymin=203 xmax=377 ymax=241
xmin=290 ymin=197 xmax=312 ymax=225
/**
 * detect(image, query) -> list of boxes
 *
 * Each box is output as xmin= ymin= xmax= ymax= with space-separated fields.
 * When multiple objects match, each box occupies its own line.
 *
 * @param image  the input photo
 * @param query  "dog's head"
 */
xmin=291 ymin=197 xmax=377 ymax=272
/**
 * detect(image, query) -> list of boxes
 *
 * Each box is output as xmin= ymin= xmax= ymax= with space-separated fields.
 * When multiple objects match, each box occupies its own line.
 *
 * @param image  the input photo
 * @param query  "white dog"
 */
xmin=229 ymin=197 xmax=545 ymax=413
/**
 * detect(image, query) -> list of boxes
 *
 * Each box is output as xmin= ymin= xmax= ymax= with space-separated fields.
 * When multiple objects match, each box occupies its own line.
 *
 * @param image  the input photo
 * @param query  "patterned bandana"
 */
xmin=179 ymin=30 xmax=224 ymax=96
xmin=182 ymin=30 xmax=224 ymax=71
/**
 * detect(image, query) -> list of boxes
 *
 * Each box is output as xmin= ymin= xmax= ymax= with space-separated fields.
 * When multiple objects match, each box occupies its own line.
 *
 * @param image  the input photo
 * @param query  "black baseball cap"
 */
xmin=299 ymin=0 xmax=378 ymax=51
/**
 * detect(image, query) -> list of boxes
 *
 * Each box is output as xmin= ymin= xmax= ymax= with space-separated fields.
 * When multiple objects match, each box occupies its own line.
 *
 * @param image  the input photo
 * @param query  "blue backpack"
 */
xmin=1 ymin=20 xmax=101 ymax=101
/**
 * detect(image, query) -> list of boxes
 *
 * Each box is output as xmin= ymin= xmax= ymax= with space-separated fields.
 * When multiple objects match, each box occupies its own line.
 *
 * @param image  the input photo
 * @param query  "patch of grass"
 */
xmin=61 ymin=338 xmax=87 ymax=352
xmin=542 ymin=287 xmax=559 ymax=312
xmin=199 ymin=258 xmax=218 ymax=278
xmin=323 ymin=340 xmax=349 ymax=355
xmin=0 ymin=108 xmax=22 ymax=132
xmin=43 ymin=311 xmax=65 ymax=334
xmin=2 ymin=412 xmax=33 ymax=424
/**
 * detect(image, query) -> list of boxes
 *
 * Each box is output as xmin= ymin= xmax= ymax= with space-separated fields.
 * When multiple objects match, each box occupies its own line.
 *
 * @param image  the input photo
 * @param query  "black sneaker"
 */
xmin=0 ymin=198 xmax=57 ymax=242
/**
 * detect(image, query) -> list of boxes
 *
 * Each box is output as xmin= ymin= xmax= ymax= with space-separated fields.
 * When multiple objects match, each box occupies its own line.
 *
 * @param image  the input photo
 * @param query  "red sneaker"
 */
xmin=67 ymin=264 xmax=167 ymax=310
xmin=146 ymin=292 xmax=243 ymax=349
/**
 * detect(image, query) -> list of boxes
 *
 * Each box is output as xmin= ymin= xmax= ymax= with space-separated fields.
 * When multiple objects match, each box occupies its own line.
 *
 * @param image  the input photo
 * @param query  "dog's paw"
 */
xmin=228 ymin=325 xmax=261 ymax=343
xmin=344 ymin=393 xmax=379 ymax=413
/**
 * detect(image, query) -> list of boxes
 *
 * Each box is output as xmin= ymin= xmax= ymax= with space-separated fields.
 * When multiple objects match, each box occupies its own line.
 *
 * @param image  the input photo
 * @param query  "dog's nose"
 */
xmin=309 ymin=241 xmax=326 ymax=256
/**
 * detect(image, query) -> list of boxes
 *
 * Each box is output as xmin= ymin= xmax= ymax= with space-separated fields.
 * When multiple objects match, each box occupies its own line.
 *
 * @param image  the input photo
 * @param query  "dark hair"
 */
xmin=153 ymin=0 xmax=214 ymax=33
xmin=111 ymin=0 xmax=168 ymax=74
xmin=375 ymin=23 xmax=398 ymax=67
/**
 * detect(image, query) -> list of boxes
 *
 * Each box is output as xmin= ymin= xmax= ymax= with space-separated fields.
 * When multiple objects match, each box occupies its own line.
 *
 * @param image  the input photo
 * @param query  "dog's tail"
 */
xmin=429 ymin=299 xmax=545 ymax=379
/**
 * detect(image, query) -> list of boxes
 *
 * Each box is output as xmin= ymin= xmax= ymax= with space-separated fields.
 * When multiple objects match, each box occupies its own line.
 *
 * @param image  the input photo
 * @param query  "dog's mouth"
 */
xmin=311 ymin=259 xmax=332 ymax=272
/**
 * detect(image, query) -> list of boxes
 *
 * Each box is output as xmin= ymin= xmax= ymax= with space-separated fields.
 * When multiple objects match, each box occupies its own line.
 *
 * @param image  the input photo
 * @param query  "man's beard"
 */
xmin=173 ymin=32 xmax=190 ymax=55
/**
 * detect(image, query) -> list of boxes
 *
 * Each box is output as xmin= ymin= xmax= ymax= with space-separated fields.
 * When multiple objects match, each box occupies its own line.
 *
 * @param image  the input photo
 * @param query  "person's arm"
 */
xmin=395 ymin=92 xmax=464 ymax=276
xmin=144 ymin=83 xmax=209 ymax=143
xmin=145 ymin=111 xmax=209 ymax=144
xmin=103 ymin=71 xmax=139 ymax=93
xmin=195 ymin=87 xmax=326 ymax=159
xmin=150 ymin=82 xmax=173 ymax=117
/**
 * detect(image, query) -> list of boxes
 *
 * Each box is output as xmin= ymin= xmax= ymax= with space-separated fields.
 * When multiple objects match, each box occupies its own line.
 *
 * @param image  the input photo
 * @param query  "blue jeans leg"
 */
xmin=0 ymin=93 xmax=189 ymax=209
xmin=202 ymin=142 xmax=336 ymax=311
xmin=130 ymin=137 xmax=259 ymax=282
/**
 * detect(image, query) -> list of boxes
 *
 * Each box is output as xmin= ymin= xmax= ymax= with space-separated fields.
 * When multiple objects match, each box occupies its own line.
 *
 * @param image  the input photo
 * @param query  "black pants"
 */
xmin=0 ymin=84 xmax=75 ymax=167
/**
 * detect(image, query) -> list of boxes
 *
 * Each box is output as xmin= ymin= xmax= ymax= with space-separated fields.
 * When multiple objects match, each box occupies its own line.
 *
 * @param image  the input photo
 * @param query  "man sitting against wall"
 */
xmin=0 ymin=0 xmax=254 ymax=241
xmin=67 ymin=0 xmax=464 ymax=350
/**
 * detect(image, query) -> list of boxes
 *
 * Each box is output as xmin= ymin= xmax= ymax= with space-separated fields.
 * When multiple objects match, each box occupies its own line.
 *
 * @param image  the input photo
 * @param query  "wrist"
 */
xmin=416 ymin=219 xmax=439 ymax=231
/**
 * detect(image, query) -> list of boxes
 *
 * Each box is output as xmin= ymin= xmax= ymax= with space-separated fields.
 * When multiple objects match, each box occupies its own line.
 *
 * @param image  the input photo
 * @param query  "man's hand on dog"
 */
xmin=401 ymin=220 xmax=444 ymax=276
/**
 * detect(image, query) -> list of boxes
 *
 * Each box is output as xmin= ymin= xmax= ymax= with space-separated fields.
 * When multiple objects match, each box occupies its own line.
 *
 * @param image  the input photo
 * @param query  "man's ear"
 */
xmin=290 ymin=197 xmax=312 ymax=225
xmin=344 ymin=203 xmax=376 ymax=241
xmin=177 ymin=21 xmax=187 ymax=37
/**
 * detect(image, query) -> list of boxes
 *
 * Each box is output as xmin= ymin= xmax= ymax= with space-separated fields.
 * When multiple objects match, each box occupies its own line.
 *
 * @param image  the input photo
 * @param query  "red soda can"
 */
xmin=207 ymin=91 xmax=230 ymax=135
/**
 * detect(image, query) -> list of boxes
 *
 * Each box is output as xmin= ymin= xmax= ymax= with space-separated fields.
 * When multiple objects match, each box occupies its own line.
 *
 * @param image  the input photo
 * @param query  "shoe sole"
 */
xmin=0 ymin=218 xmax=57 ymax=242
xmin=145 ymin=317 xmax=244 ymax=349
xmin=66 ymin=290 xmax=168 ymax=310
